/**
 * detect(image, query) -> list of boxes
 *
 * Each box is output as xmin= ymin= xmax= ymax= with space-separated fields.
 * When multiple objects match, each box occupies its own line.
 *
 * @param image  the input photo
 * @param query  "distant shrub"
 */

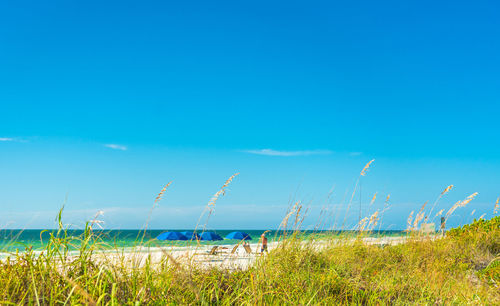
xmin=447 ymin=216 xmax=500 ymax=254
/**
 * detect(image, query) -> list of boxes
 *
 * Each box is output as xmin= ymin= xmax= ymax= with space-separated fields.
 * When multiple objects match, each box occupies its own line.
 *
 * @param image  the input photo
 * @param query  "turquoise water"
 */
xmin=0 ymin=229 xmax=406 ymax=253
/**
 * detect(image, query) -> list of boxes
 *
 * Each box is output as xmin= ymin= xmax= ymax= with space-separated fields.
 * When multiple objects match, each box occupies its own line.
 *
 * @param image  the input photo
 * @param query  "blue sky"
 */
xmin=1 ymin=0 xmax=499 ymax=229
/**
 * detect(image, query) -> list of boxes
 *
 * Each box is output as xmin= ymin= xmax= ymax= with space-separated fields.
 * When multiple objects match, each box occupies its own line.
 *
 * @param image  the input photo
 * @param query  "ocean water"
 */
xmin=0 ymin=229 xmax=406 ymax=253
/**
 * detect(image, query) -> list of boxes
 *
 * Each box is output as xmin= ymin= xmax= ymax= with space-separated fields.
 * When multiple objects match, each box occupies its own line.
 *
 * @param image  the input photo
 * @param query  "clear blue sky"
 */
xmin=1 ymin=0 xmax=499 ymax=230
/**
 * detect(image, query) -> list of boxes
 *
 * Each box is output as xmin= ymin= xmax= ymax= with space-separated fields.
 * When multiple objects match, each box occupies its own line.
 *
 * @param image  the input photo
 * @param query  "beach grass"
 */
xmin=0 ymin=216 xmax=498 ymax=304
xmin=0 ymin=171 xmax=499 ymax=304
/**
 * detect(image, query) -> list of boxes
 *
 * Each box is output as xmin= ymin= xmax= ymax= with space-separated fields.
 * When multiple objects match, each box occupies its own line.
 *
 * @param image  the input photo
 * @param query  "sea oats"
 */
xmin=446 ymin=200 xmax=461 ymax=219
xmin=413 ymin=211 xmax=425 ymax=230
xmin=435 ymin=209 xmax=444 ymax=217
xmin=428 ymin=184 xmax=454 ymax=221
xmin=446 ymin=192 xmax=478 ymax=220
xmin=280 ymin=201 xmax=301 ymax=230
xmin=418 ymin=201 xmax=427 ymax=214
xmin=357 ymin=216 xmax=369 ymax=231
xmin=368 ymin=210 xmax=379 ymax=229
xmin=369 ymin=192 xmax=377 ymax=207
xmin=154 ymin=182 xmax=172 ymax=206
xmin=197 ymin=173 xmax=240 ymax=233
xmin=406 ymin=211 xmax=414 ymax=231
xmin=460 ymin=192 xmax=478 ymax=207
xmin=343 ymin=160 xmax=376 ymax=229
xmin=374 ymin=194 xmax=391 ymax=232
xmin=142 ymin=182 xmax=173 ymax=237
xmin=441 ymin=185 xmax=454 ymax=195
xmin=207 ymin=173 xmax=239 ymax=208
xmin=360 ymin=159 xmax=375 ymax=176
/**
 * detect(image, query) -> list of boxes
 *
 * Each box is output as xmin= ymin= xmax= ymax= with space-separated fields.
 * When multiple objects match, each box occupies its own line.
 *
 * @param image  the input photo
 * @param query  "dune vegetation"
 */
xmin=0 ymin=167 xmax=499 ymax=305
xmin=0 ymin=213 xmax=498 ymax=304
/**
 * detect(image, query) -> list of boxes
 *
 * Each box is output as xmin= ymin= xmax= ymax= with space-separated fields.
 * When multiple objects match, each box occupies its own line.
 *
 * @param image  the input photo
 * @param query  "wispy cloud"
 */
xmin=242 ymin=149 xmax=332 ymax=157
xmin=350 ymin=152 xmax=363 ymax=156
xmin=104 ymin=144 xmax=128 ymax=151
xmin=0 ymin=137 xmax=27 ymax=143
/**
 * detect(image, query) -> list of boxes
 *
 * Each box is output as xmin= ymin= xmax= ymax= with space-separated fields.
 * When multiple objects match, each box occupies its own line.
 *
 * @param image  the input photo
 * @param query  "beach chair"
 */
xmin=226 ymin=244 xmax=239 ymax=256
xmin=218 ymin=244 xmax=240 ymax=258
xmin=194 ymin=246 xmax=219 ymax=256
xmin=208 ymin=246 xmax=219 ymax=255
xmin=243 ymin=244 xmax=253 ymax=255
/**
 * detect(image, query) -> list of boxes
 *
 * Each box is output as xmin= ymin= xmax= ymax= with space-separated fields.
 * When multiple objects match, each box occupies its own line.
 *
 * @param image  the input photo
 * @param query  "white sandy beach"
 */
xmin=0 ymin=235 xmax=432 ymax=272
xmin=88 ymin=236 xmax=416 ymax=271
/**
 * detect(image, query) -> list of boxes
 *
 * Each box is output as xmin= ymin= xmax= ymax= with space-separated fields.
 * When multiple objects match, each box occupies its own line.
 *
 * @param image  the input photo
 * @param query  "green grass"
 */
xmin=0 ymin=217 xmax=498 ymax=305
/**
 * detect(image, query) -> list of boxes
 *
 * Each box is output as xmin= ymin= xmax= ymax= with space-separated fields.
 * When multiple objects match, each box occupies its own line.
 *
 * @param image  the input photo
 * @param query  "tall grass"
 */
xmin=0 ymin=214 xmax=498 ymax=304
xmin=0 ymin=163 xmax=499 ymax=304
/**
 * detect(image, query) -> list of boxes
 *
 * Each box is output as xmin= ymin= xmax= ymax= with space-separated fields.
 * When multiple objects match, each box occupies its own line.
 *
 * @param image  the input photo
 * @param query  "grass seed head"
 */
xmin=446 ymin=192 xmax=478 ymax=219
xmin=369 ymin=192 xmax=377 ymax=206
xmin=435 ymin=209 xmax=444 ymax=217
xmin=413 ymin=211 xmax=425 ymax=229
xmin=155 ymin=182 xmax=172 ymax=205
xmin=360 ymin=159 xmax=375 ymax=176
xmin=358 ymin=216 xmax=369 ymax=231
xmin=406 ymin=211 xmax=414 ymax=231
xmin=207 ymin=173 xmax=240 ymax=208
xmin=368 ymin=210 xmax=379 ymax=229
xmin=441 ymin=185 xmax=454 ymax=195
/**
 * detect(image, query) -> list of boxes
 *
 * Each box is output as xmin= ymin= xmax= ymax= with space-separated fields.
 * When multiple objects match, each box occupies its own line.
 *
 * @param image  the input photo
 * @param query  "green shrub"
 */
xmin=0 ymin=217 xmax=499 ymax=304
xmin=447 ymin=216 xmax=500 ymax=254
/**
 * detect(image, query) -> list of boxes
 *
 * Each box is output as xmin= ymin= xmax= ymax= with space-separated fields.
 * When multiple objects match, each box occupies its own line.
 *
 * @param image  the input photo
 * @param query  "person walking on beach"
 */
xmin=440 ymin=217 xmax=446 ymax=235
xmin=260 ymin=233 xmax=268 ymax=253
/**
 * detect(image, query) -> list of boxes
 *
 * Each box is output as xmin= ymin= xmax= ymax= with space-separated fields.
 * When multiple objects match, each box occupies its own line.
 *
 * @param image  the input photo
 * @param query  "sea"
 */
xmin=0 ymin=229 xmax=406 ymax=254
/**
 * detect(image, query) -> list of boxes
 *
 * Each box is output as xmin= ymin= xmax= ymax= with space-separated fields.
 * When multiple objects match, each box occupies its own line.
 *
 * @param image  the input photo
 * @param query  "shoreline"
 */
xmin=1 ymin=235 xmax=428 ymax=270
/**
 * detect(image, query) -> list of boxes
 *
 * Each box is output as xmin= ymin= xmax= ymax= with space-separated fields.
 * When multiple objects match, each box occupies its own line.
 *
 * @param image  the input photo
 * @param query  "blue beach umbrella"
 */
xmin=225 ymin=231 xmax=252 ymax=240
xmin=181 ymin=231 xmax=200 ymax=240
xmin=200 ymin=232 xmax=223 ymax=241
xmin=156 ymin=231 xmax=188 ymax=241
